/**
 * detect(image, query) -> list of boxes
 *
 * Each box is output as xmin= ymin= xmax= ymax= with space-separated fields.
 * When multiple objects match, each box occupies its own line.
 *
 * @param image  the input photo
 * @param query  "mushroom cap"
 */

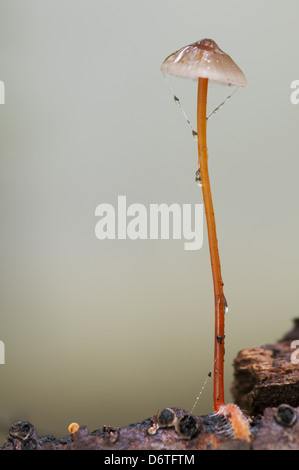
xmin=161 ymin=39 xmax=247 ymax=87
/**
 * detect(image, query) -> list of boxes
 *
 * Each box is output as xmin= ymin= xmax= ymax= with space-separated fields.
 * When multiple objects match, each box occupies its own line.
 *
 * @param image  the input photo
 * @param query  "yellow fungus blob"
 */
xmin=68 ymin=422 xmax=80 ymax=434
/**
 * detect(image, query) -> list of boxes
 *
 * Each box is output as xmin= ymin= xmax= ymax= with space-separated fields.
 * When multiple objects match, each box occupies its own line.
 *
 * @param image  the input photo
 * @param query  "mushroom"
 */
xmin=68 ymin=422 xmax=80 ymax=434
xmin=161 ymin=39 xmax=247 ymax=413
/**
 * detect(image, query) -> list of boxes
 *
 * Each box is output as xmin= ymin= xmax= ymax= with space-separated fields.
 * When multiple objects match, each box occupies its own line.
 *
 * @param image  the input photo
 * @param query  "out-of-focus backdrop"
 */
xmin=0 ymin=0 xmax=298 ymax=444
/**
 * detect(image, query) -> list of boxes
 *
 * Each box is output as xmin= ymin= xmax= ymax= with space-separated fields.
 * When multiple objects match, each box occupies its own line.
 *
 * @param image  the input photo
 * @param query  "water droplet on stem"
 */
xmin=224 ymin=297 xmax=228 ymax=315
xmin=195 ymin=168 xmax=202 ymax=187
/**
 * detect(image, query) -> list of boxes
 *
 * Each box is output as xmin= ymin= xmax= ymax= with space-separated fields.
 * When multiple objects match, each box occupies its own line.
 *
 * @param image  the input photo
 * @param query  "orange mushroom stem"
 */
xmin=197 ymin=77 xmax=226 ymax=411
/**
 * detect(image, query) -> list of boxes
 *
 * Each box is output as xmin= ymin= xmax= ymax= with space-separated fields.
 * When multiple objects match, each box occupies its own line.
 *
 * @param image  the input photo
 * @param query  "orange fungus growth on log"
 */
xmin=217 ymin=403 xmax=251 ymax=442
xmin=68 ymin=422 xmax=80 ymax=434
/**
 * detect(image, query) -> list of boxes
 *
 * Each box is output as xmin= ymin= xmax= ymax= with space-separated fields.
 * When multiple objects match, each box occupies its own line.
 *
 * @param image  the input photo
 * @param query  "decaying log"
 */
xmin=1 ymin=320 xmax=299 ymax=450
xmin=252 ymin=406 xmax=299 ymax=450
xmin=232 ymin=318 xmax=299 ymax=415
xmin=1 ymin=406 xmax=299 ymax=451
xmin=1 ymin=411 xmax=247 ymax=451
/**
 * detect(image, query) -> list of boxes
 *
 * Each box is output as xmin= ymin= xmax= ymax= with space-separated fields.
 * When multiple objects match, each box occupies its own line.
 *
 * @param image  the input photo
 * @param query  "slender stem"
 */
xmin=197 ymin=77 xmax=226 ymax=412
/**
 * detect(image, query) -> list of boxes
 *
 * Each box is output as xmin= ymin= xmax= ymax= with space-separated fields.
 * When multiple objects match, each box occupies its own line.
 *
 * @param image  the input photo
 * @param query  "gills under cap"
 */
xmin=161 ymin=39 xmax=247 ymax=87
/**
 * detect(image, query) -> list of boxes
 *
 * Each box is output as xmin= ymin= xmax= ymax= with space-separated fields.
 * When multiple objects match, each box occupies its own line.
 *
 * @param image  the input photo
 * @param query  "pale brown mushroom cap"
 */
xmin=161 ymin=39 xmax=247 ymax=87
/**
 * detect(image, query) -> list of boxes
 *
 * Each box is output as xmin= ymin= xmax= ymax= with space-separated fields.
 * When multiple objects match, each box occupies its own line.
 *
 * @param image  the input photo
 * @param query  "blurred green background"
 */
xmin=0 ymin=0 xmax=298 ymax=444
